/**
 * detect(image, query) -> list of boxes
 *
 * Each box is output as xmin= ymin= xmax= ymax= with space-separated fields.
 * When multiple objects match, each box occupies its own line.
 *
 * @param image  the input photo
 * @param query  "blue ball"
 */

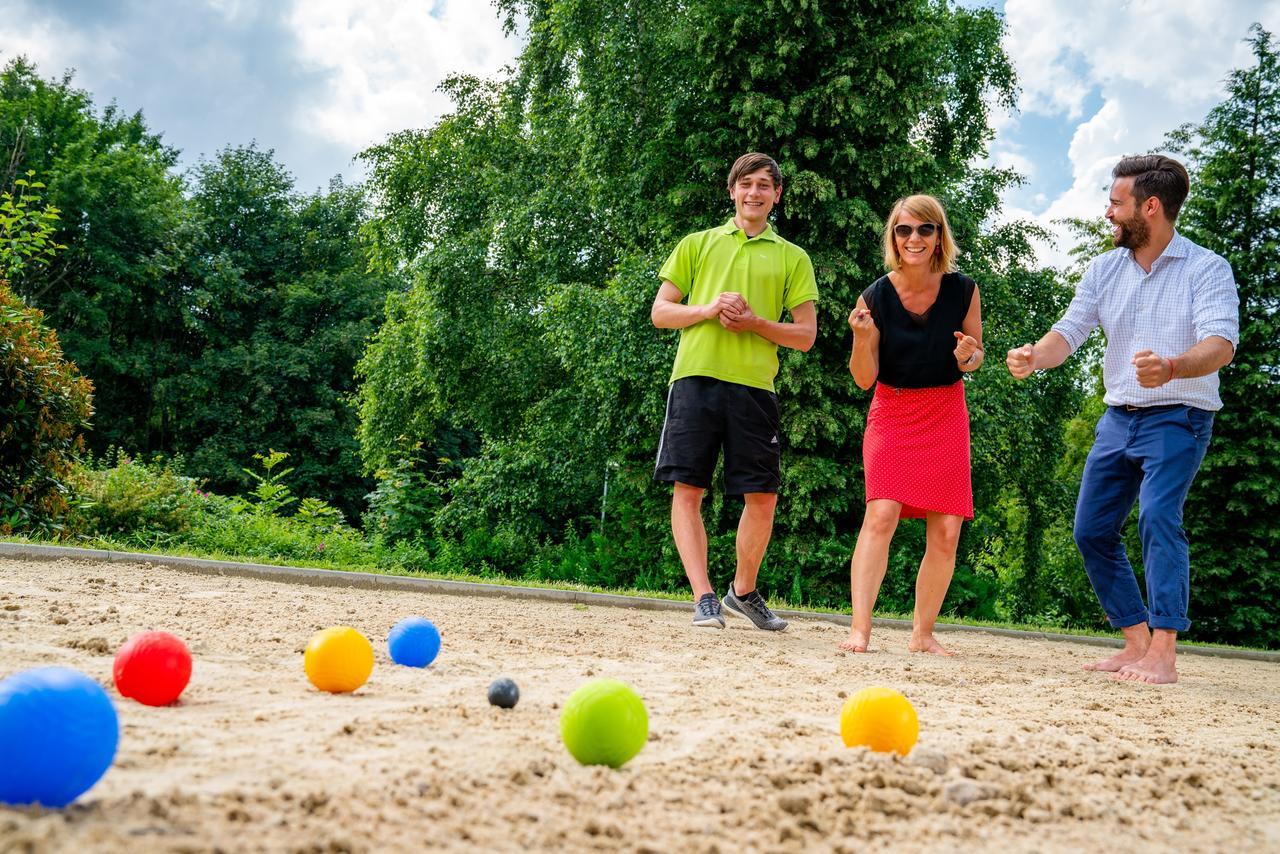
xmin=387 ymin=617 xmax=441 ymax=668
xmin=0 ymin=667 xmax=119 ymax=807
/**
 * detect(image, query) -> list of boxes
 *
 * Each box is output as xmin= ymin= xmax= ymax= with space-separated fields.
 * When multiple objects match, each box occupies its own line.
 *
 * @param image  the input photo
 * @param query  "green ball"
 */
xmin=560 ymin=678 xmax=648 ymax=769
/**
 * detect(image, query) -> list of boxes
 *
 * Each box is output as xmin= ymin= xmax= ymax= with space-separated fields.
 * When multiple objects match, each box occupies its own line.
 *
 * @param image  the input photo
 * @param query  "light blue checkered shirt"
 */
xmin=1051 ymin=232 xmax=1239 ymax=411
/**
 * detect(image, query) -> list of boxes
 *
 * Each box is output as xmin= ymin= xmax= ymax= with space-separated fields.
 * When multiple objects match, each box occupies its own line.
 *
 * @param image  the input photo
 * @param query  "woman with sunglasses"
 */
xmin=840 ymin=194 xmax=983 ymax=655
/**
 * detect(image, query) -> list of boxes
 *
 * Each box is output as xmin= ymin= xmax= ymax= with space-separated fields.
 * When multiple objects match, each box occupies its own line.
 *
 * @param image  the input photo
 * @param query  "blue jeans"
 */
xmin=1073 ymin=405 xmax=1214 ymax=632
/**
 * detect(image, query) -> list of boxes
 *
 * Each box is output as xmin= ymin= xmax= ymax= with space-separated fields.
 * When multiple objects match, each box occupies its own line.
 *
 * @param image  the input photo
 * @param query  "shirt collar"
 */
xmin=1162 ymin=230 xmax=1190 ymax=259
xmin=1125 ymin=230 xmax=1189 ymax=265
xmin=721 ymin=218 xmax=780 ymax=242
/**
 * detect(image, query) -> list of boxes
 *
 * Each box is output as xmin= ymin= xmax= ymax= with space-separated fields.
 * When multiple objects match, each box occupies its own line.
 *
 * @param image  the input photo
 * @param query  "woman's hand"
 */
xmin=849 ymin=308 xmax=876 ymax=341
xmin=953 ymin=331 xmax=980 ymax=364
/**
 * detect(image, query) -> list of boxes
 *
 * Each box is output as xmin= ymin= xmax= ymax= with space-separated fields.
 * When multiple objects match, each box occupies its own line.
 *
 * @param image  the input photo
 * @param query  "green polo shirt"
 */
xmin=659 ymin=219 xmax=818 ymax=392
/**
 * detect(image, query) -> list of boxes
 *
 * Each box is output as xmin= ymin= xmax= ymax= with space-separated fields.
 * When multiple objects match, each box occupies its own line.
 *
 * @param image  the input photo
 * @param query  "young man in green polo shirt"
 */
xmin=651 ymin=152 xmax=819 ymax=630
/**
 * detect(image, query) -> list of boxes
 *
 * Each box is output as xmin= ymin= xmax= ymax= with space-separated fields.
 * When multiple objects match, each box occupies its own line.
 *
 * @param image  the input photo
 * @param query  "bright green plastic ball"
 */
xmin=560 ymin=678 xmax=648 ymax=768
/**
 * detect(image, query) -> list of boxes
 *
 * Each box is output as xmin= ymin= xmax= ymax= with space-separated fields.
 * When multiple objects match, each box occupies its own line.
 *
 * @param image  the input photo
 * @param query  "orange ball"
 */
xmin=839 ymin=687 xmax=919 ymax=755
xmin=304 ymin=627 xmax=373 ymax=694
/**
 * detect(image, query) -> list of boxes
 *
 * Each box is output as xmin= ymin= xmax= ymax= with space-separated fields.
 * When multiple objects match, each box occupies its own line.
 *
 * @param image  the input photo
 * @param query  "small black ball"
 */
xmin=487 ymin=677 xmax=519 ymax=709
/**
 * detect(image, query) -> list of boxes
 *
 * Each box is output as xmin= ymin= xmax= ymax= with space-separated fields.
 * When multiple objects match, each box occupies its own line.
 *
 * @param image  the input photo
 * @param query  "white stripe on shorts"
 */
xmin=654 ymin=383 xmax=675 ymax=469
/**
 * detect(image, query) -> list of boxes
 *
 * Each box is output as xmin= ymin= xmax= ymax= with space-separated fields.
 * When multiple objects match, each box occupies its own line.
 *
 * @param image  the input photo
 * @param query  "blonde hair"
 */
xmin=882 ymin=194 xmax=958 ymax=273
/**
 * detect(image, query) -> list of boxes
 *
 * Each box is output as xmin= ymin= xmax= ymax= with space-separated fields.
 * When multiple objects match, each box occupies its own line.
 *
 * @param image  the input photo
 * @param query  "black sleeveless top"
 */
xmin=861 ymin=272 xmax=976 ymax=388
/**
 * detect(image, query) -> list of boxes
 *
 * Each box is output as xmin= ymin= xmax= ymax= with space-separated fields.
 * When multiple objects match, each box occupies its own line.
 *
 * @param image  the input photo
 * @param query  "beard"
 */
xmin=1113 ymin=211 xmax=1150 ymax=250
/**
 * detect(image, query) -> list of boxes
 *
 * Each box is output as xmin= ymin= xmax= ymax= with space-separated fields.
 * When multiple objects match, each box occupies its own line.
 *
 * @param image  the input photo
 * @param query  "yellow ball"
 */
xmin=304 ymin=626 xmax=374 ymax=694
xmin=839 ymin=687 xmax=918 ymax=755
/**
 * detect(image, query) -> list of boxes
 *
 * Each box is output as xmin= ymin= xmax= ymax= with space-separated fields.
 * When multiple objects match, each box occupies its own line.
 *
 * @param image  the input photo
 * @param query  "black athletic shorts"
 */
xmin=654 ymin=376 xmax=782 ymax=495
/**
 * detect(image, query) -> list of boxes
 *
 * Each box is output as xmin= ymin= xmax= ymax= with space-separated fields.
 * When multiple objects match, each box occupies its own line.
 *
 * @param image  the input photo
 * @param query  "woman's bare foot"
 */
xmin=1082 ymin=648 xmax=1147 ymax=672
xmin=839 ymin=629 xmax=871 ymax=653
xmin=907 ymin=634 xmax=954 ymax=656
xmin=1111 ymin=656 xmax=1178 ymax=684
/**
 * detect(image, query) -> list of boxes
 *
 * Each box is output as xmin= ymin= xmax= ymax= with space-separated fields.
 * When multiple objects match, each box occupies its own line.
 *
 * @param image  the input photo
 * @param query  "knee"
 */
xmin=1138 ymin=506 xmax=1183 ymax=539
xmin=860 ymin=505 xmax=898 ymax=540
xmin=928 ymin=519 xmax=962 ymax=556
xmin=743 ymin=492 xmax=778 ymax=516
xmin=1073 ymin=515 xmax=1114 ymax=552
xmin=672 ymin=483 xmax=704 ymax=511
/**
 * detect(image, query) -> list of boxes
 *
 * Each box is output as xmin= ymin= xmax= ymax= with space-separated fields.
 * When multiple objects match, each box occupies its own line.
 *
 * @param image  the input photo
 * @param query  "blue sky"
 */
xmin=3 ymin=1 xmax=1279 ymax=267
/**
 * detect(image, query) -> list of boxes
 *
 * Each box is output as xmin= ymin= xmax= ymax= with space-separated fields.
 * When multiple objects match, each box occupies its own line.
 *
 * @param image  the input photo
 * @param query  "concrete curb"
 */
xmin=3 ymin=542 xmax=1277 ymax=664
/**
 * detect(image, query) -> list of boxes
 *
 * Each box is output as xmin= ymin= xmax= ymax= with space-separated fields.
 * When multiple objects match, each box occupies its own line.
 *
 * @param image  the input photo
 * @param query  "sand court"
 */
xmin=1 ymin=556 xmax=1278 ymax=852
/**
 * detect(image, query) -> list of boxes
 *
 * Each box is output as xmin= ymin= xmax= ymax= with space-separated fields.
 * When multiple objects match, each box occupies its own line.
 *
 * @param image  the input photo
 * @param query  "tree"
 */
xmin=1 ymin=57 xmax=194 ymax=454
xmin=356 ymin=0 xmax=1084 ymax=613
xmin=1167 ymin=24 xmax=1280 ymax=647
xmin=171 ymin=146 xmax=396 ymax=517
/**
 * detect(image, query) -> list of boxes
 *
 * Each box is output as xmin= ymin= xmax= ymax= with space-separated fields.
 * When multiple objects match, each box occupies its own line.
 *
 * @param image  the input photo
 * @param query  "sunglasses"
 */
xmin=893 ymin=223 xmax=939 ymax=239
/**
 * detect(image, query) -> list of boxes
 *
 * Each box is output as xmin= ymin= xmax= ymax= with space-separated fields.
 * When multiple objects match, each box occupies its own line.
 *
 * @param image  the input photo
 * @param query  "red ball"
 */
xmin=113 ymin=631 xmax=192 ymax=706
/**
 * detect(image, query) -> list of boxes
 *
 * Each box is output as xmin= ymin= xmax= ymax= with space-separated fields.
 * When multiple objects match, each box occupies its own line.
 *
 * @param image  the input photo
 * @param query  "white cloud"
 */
xmin=992 ymin=147 xmax=1036 ymax=180
xmin=0 ymin=3 xmax=104 ymax=81
xmin=998 ymin=0 xmax=1280 ymax=268
xmin=288 ymin=0 xmax=522 ymax=153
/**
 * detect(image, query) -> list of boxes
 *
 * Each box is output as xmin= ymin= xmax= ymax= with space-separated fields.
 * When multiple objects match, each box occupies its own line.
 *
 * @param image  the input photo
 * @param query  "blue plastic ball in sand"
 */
xmin=0 ymin=667 xmax=119 ymax=807
xmin=387 ymin=617 xmax=441 ymax=668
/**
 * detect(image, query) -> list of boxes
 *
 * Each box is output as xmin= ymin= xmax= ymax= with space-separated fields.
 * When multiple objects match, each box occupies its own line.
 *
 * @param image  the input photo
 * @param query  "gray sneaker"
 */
xmin=692 ymin=592 xmax=725 ymax=628
xmin=722 ymin=584 xmax=788 ymax=631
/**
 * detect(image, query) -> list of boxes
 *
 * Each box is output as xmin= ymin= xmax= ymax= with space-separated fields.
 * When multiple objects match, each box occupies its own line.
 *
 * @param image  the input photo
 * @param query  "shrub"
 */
xmin=0 ymin=281 xmax=93 ymax=536
xmin=363 ymin=450 xmax=444 ymax=546
xmin=70 ymin=452 xmax=203 ymax=540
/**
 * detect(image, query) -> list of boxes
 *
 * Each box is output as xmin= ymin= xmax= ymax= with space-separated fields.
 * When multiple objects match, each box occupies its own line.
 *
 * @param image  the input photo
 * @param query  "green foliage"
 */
xmin=356 ymin=0 xmax=1081 ymax=617
xmin=1 ymin=57 xmax=195 ymax=457
xmin=1 ymin=60 xmax=393 ymax=519
xmin=0 ymin=280 xmax=93 ymax=536
xmin=163 ymin=147 xmax=394 ymax=518
xmin=67 ymin=448 xmax=371 ymax=565
xmin=362 ymin=447 xmax=445 ymax=545
xmin=0 ymin=172 xmax=65 ymax=279
xmin=70 ymin=451 xmax=203 ymax=540
xmin=1165 ymin=24 xmax=1280 ymax=648
xmin=238 ymin=450 xmax=297 ymax=517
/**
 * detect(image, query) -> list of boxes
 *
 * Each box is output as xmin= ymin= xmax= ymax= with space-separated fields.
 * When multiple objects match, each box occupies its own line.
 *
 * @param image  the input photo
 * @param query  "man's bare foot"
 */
xmin=1111 ymin=657 xmax=1178 ymax=684
xmin=1082 ymin=648 xmax=1147 ymax=672
xmin=907 ymin=634 xmax=954 ymax=656
xmin=839 ymin=630 xmax=871 ymax=653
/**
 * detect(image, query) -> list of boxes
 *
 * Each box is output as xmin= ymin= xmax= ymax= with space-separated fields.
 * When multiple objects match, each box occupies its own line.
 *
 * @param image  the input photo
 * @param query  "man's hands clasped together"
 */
xmin=704 ymin=291 xmax=757 ymax=333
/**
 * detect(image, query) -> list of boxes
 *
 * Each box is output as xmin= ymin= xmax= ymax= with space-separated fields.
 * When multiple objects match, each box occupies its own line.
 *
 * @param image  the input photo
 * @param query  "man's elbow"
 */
xmin=1220 ymin=338 xmax=1236 ymax=369
xmin=796 ymin=327 xmax=818 ymax=352
xmin=1207 ymin=335 xmax=1236 ymax=370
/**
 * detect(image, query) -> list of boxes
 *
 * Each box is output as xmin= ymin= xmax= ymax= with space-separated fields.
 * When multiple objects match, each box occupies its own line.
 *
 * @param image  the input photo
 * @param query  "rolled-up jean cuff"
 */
xmin=1149 ymin=615 xmax=1191 ymax=632
xmin=1107 ymin=608 xmax=1150 ymax=629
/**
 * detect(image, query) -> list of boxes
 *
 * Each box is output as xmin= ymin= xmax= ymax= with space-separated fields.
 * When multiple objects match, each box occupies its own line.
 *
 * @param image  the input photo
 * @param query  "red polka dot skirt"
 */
xmin=863 ymin=380 xmax=972 ymax=519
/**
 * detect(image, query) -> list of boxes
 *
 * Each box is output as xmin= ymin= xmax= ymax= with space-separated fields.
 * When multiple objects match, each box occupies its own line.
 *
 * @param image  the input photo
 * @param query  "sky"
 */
xmin=2 ymin=0 xmax=1279 ymax=269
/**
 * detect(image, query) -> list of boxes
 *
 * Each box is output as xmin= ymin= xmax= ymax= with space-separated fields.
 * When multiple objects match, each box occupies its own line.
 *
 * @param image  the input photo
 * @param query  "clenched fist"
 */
xmin=1006 ymin=343 xmax=1036 ymax=379
xmin=1132 ymin=349 xmax=1174 ymax=388
xmin=848 ymin=307 xmax=876 ymax=339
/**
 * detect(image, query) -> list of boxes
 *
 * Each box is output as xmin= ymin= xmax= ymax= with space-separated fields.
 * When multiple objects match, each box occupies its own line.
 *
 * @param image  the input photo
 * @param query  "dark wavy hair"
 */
xmin=1113 ymin=155 xmax=1190 ymax=222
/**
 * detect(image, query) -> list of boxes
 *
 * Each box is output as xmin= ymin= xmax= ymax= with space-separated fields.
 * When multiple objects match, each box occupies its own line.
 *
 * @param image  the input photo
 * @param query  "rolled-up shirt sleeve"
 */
xmin=1191 ymin=254 xmax=1240 ymax=350
xmin=1050 ymin=260 xmax=1101 ymax=354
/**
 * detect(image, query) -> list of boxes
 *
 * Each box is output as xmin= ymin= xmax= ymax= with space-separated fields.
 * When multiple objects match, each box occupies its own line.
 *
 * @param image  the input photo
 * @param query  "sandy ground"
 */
xmin=1 ymin=557 xmax=1278 ymax=854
